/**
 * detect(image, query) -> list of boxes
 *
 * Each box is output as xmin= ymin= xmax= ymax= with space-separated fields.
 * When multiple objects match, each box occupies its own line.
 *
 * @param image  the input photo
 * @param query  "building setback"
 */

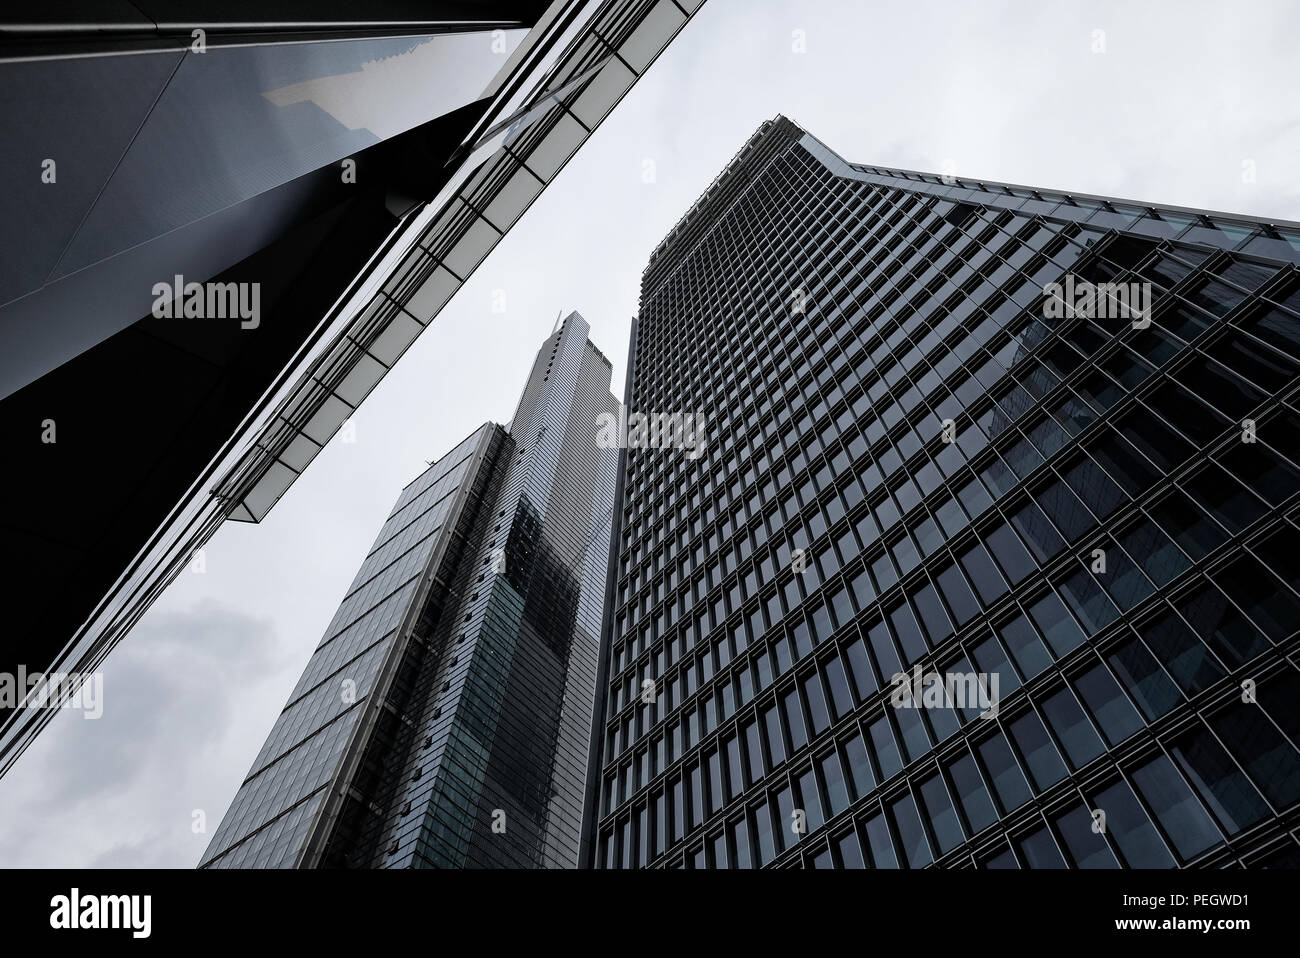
xmin=202 ymin=312 xmax=618 ymax=868
xmin=591 ymin=116 xmax=1300 ymax=869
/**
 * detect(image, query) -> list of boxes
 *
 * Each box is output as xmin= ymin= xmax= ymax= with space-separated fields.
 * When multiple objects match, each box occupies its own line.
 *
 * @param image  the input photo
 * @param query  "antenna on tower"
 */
xmin=552 ymin=309 xmax=563 ymax=333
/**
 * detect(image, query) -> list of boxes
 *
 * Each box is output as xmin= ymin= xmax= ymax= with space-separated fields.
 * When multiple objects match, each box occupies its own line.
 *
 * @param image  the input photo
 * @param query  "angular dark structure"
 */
xmin=201 ymin=313 xmax=617 ymax=868
xmin=590 ymin=116 xmax=1300 ymax=869
xmin=0 ymin=0 xmax=706 ymax=779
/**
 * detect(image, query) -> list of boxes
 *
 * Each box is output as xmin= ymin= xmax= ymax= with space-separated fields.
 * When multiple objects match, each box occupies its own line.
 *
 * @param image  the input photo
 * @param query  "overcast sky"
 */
xmin=3 ymin=0 xmax=1298 ymax=868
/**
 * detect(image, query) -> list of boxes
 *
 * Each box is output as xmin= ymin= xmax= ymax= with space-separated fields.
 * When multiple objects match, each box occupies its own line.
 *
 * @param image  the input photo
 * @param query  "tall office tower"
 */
xmin=0 ymin=0 xmax=705 ymax=778
xmin=201 ymin=313 xmax=618 ymax=868
xmin=591 ymin=115 xmax=1300 ymax=869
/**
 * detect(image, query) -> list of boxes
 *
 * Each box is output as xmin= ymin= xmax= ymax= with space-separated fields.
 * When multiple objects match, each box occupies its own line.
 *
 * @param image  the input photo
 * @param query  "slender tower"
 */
xmin=202 ymin=312 xmax=618 ymax=868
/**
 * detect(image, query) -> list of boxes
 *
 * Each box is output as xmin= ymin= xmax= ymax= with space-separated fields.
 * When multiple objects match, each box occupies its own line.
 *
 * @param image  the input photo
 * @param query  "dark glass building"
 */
xmin=591 ymin=115 xmax=1300 ymax=869
xmin=201 ymin=312 xmax=618 ymax=868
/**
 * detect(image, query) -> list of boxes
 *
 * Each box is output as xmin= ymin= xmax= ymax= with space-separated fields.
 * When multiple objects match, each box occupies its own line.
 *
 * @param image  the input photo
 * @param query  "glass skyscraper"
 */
xmin=591 ymin=115 xmax=1300 ymax=869
xmin=202 ymin=312 xmax=618 ymax=868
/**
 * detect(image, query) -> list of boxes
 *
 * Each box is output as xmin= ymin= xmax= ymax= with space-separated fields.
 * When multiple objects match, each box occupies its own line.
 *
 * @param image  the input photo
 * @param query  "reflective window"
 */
xmin=890 ymin=793 xmax=933 ymax=868
xmin=1009 ymin=710 xmax=1068 ymax=789
xmin=1054 ymin=804 xmax=1119 ymax=869
xmin=1018 ymin=826 xmax=1067 ymax=869
xmin=1041 ymin=687 xmax=1105 ymax=768
xmin=1074 ymin=663 xmax=1143 ymax=745
xmin=977 ymin=733 xmax=1032 ymax=812
xmin=1170 ymin=722 xmax=1269 ymax=835
xmin=1131 ymin=754 xmax=1221 ymax=861
xmin=1092 ymin=779 xmax=1174 ymax=868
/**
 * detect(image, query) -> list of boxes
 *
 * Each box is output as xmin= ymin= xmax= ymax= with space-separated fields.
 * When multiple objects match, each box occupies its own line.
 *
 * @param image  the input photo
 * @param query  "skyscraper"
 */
xmin=201 ymin=312 xmax=618 ymax=868
xmin=591 ymin=116 xmax=1300 ymax=869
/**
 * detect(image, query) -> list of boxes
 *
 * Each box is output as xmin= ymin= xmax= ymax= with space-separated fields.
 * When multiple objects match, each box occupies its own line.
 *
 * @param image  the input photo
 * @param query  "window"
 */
xmin=837 ymin=830 xmax=866 ymax=869
xmin=802 ymin=671 xmax=831 ymax=735
xmin=1118 ymin=517 xmax=1189 ymax=588
xmin=752 ymin=801 xmax=775 ymax=865
xmin=1208 ymin=701 xmax=1300 ymax=809
xmin=845 ymin=638 xmax=877 ymax=699
xmin=913 ymin=579 xmax=955 ymax=644
xmin=1213 ymin=553 xmax=1300 ymax=641
xmin=867 ymin=618 xmax=903 ymax=680
xmin=889 ymin=600 xmax=928 ymax=663
xmin=982 ymin=845 xmax=1019 ymax=869
xmin=1175 ymin=581 xmax=1269 ymax=669
xmin=1184 ymin=464 xmax=1267 ymax=535
xmin=797 ymin=768 xmax=824 ymax=834
xmin=820 ymin=750 xmax=850 ymax=816
xmin=960 ymin=541 xmax=1011 ymax=601
xmin=864 ymin=812 xmax=898 ymax=868
xmin=783 ymin=687 xmax=808 ymax=751
xmin=973 ymin=634 xmax=1020 ymax=697
xmin=1027 ymin=590 xmax=1085 ymax=656
xmin=1141 ymin=609 xmax=1224 ymax=694
xmin=1056 ymin=566 xmax=1119 ymax=634
xmin=1009 ymin=710 xmax=1067 ymax=790
xmin=1037 ymin=477 xmax=1094 ymax=542
xmin=1149 ymin=490 xmax=1227 ymax=560
xmin=763 ymin=702 xmax=786 ymax=767
xmin=1010 ymin=501 xmax=1066 ymax=563
xmin=890 ymin=792 xmax=933 ymax=868
xmin=843 ymin=733 xmax=876 ymax=799
xmin=894 ymin=703 xmax=931 ymax=762
xmin=1091 ymin=779 xmax=1174 ymax=868
xmin=919 ymin=773 xmax=965 ymax=853
xmin=1097 ymin=539 xmax=1155 ymax=612
xmin=671 ymin=776 xmax=684 ymax=843
xmin=977 ymin=732 xmax=1032 ymax=812
xmin=690 ymin=763 xmax=704 ymax=829
xmin=651 ymin=788 xmax=666 ymax=857
xmin=1018 ymin=826 xmax=1067 ymax=869
xmin=1130 ymin=754 xmax=1221 ymax=861
xmin=935 ymin=564 xmax=977 ymax=623
xmin=710 ymin=831 xmax=728 ymax=869
xmin=707 ymin=749 xmax=724 ymax=816
xmin=744 ymin=719 xmax=765 ymax=784
xmin=1074 ymin=662 xmax=1143 ymax=745
xmin=870 ymin=714 xmax=904 ymax=780
xmin=730 ymin=816 xmax=752 ymax=869
xmin=775 ymin=784 xmax=797 ymax=851
xmin=1041 ymin=687 xmax=1105 ymax=768
xmin=998 ymin=613 xmax=1053 ymax=679
xmin=948 ymin=750 xmax=998 ymax=834
xmin=1054 ymin=804 xmax=1118 ymax=869
xmin=1106 ymin=633 xmax=1181 ymax=720
xmin=1169 ymin=722 xmax=1269 ymax=835
xmin=725 ymin=735 xmax=743 ymax=800
xmin=819 ymin=655 xmax=854 ymax=719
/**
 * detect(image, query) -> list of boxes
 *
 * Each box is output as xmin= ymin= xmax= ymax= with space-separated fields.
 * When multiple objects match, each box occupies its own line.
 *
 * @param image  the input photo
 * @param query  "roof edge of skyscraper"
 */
xmin=838 ymin=156 xmax=1300 ymax=236
xmin=642 ymin=114 xmax=806 ymax=297
xmin=644 ymin=112 xmax=1300 ymax=305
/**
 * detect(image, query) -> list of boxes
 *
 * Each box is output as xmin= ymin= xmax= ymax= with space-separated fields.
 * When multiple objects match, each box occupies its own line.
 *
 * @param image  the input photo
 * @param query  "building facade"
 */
xmin=202 ymin=313 xmax=618 ymax=868
xmin=592 ymin=116 xmax=1300 ymax=869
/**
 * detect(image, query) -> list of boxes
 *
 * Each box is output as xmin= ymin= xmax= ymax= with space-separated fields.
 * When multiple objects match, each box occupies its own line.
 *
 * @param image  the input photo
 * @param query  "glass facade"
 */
xmin=199 ymin=423 xmax=503 ymax=868
xmin=202 ymin=313 xmax=618 ymax=868
xmin=592 ymin=116 xmax=1300 ymax=869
